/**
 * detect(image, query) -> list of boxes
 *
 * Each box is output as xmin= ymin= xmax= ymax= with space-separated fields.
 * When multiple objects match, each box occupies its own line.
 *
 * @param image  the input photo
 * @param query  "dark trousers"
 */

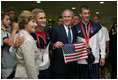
xmin=78 ymin=63 xmax=99 ymax=79
xmin=111 ymin=62 xmax=117 ymax=79
xmin=7 ymin=71 xmax=15 ymax=79
xmin=52 ymin=72 xmax=74 ymax=79
xmin=38 ymin=68 xmax=51 ymax=79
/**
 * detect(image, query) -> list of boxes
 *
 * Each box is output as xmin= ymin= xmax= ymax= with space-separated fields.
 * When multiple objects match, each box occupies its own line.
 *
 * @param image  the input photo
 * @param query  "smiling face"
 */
xmin=62 ymin=10 xmax=73 ymax=27
xmin=36 ymin=12 xmax=47 ymax=28
xmin=25 ymin=19 xmax=37 ymax=33
xmin=80 ymin=9 xmax=90 ymax=24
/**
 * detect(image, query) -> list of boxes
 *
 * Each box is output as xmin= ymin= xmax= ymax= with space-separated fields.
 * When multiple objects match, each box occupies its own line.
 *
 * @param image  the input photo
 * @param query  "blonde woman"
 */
xmin=14 ymin=10 xmax=39 ymax=79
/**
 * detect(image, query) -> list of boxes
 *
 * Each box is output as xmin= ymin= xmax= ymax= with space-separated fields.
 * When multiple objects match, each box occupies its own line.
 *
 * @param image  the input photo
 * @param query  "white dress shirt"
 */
xmin=63 ymin=24 xmax=73 ymax=43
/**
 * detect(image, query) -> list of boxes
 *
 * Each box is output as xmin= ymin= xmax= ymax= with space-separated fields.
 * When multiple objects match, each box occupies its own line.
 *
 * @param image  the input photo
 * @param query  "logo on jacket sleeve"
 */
xmin=78 ymin=30 xmax=81 ymax=34
xmin=91 ymin=28 xmax=94 ymax=33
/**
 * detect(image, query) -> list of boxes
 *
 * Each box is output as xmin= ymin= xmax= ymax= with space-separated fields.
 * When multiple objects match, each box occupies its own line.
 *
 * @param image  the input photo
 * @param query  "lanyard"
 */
xmin=81 ymin=21 xmax=91 ymax=45
xmin=1 ymin=26 xmax=7 ymax=31
xmin=35 ymin=31 xmax=46 ymax=62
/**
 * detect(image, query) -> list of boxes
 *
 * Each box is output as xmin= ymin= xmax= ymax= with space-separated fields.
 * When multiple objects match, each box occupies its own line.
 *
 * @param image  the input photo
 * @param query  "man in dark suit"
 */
xmin=50 ymin=9 xmax=77 ymax=79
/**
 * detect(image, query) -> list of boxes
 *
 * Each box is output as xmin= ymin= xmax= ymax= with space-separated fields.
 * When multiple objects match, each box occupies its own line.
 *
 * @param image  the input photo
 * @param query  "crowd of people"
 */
xmin=1 ymin=6 xmax=117 ymax=79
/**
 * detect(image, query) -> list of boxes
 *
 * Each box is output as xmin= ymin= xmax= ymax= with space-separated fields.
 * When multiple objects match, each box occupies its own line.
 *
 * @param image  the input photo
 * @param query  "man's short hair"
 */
xmin=32 ymin=8 xmax=44 ymax=16
xmin=94 ymin=15 xmax=101 ymax=20
xmin=1 ymin=11 xmax=9 ymax=20
xmin=57 ymin=16 xmax=62 ymax=21
xmin=62 ymin=9 xmax=74 ymax=18
xmin=79 ymin=6 xmax=89 ymax=13
xmin=6 ymin=6 xmax=15 ymax=12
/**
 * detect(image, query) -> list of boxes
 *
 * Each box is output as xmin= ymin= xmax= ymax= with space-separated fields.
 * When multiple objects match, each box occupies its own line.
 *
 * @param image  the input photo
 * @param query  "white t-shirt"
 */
xmin=102 ymin=26 xmax=110 ymax=41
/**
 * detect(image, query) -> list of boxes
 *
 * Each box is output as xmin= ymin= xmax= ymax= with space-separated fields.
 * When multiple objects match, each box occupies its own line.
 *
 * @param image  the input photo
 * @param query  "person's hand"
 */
xmin=13 ymin=36 xmax=25 ymax=49
xmin=12 ymin=22 xmax=19 ymax=31
xmin=53 ymin=41 xmax=64 ymax=48
xmin=100 ymin=58 xmax=105 ymax=66
xmin=86 ymin=45 xmax=91 ymax=54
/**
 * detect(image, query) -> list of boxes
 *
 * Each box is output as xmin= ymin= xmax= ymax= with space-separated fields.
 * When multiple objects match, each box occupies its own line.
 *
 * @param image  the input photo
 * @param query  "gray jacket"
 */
xmin=14 ymin=30 xmax=39 ymax=79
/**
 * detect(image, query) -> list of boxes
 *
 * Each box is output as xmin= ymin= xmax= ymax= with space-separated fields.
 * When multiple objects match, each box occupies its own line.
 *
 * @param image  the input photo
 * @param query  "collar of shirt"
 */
xmin=63 ymin=24 xmax=73 ymax=42
xmin=1 ymin=26 xmax=7 ymax=31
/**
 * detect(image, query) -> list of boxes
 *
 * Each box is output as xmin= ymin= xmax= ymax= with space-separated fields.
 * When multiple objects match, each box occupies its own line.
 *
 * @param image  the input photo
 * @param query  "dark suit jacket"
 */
xmin=50 ymin=24 xmax=77 ymax=74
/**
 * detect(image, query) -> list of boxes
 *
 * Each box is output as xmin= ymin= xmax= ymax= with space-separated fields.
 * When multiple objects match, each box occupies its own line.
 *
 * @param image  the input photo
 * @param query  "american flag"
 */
xmin=62 ymin=42 xmax=88 ymax=63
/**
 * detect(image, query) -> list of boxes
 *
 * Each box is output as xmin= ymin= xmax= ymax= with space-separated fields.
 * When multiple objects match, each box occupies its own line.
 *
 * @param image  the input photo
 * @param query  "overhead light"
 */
xmin=96 ymin=12 xmax=99 ymax=14
xmin=72 ymin=7 xmax=76 ymax=10
xmin=49 ymin=19 xmax=52 ymax=21
xmin=36 ymin=1 xmax=41 ymax=3
xmin=100 ymin=1 xmax=104 ymax=4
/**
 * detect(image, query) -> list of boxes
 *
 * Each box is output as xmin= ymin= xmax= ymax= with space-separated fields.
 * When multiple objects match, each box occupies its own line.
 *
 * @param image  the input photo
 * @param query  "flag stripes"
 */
xmin=62 ymin=42 xmax=88 ymax=63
